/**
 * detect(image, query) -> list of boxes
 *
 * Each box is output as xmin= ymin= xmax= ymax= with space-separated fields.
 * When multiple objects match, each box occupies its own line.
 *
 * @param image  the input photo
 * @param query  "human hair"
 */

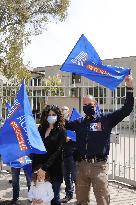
xmin=32 ymin=170 xmax=50 ymax=186
xmin=40 ymin=104 xmax=65 ymax=130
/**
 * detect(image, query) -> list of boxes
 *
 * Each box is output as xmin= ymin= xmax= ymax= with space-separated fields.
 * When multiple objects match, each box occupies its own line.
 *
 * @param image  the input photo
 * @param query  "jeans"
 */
xmin=51 ymin=180 xmax=62 ymax=205
xmin=63 ymin=155 xmax=76 ymax=197
xmin=11 ymin=167 xmax=31 ymax=201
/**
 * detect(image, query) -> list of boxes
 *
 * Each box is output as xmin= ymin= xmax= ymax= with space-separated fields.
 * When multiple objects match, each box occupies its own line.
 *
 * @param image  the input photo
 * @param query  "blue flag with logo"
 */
xmin=10 ymin=155 xmax=32 ymax=168
xmin=67 ymin=108 xmax=82 ymax=141
xmin=5 ymin=102 xmax=32 ymax=172
xmin=60 ymin=34 xmax=130 ymax=90
xmin=5 ymin=102 xmax=11 ymax=112
xmin=10 ymin=155 xmax=32 ymax=179
xmin=0 ymin=81 xmax=46 ymax=164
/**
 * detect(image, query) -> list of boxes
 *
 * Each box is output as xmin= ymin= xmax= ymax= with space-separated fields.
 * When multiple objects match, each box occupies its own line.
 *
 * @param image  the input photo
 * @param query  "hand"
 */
xmin=66 ymin=137 xmax=71 ymax=142
xmin=32 ymin=198 xmax=37 ymax=205
xmin=125 ymin=75 xmax=133 ymax=88
xmin=37 ymin=168 xmax=45 ymax=181
xmin=36 ymin=199 xmax=43 ymax=204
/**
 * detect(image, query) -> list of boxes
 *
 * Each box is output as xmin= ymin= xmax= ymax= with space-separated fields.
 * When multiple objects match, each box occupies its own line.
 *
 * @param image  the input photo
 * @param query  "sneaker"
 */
xmin=61 ymin=195 xmax=73 ymax=203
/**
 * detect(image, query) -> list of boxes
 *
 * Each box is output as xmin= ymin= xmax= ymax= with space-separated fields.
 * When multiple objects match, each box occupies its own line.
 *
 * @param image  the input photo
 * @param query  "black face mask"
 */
xmin=83 ymin=104 xmax=95 ymax=116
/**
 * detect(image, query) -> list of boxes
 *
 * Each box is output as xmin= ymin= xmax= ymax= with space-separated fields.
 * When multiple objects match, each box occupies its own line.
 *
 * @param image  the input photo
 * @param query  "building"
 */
xmin=32 ymin=56 xmax=136 ymax=114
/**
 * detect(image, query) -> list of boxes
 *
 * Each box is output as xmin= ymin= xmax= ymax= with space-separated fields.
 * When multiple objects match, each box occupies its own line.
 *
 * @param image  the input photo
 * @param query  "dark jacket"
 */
xmin=32 ymin=126 xmax=66 ymax=182
xmin=63 ymin=140 xmax=77 ymax=159
xmin=66 ymin=91 xmax=134 ymax=159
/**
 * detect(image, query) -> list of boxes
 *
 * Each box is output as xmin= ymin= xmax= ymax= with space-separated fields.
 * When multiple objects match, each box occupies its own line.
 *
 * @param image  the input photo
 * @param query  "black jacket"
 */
xmin=63 ymin=140 xmax=77 ymax=159
xmin=66 ymin=91 xmax=134 ymax=159
xmin=32 ymin=126 xmax=66 ymax=182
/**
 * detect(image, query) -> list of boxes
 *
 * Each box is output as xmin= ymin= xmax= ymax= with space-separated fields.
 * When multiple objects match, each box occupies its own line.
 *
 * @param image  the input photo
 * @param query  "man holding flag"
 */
xmin=64 ymin=75 xmax=134 ymax=205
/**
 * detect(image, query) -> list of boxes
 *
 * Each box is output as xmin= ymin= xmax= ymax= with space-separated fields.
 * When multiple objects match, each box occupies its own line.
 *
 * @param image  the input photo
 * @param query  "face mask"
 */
xmin=83 ymin=105 xmax=95 ymax=116
xmin=47 ymin=116 xmax=57 ymax=124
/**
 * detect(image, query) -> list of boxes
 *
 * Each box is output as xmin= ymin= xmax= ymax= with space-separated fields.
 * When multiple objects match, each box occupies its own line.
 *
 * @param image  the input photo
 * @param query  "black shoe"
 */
xmin=8 ymin=180 xmax=12 ymax=184
xmin=61 ymin=195 xmax=73 ymax=203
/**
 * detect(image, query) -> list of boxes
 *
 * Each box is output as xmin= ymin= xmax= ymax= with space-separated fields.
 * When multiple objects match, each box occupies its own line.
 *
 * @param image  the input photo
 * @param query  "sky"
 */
xmin=23 ymin=0 xmax=136 ymax=68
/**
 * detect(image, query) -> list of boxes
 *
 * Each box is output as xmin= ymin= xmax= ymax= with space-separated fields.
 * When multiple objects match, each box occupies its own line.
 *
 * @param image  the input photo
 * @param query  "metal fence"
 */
xmin=0 ymin=78 xmax=136 ymax=186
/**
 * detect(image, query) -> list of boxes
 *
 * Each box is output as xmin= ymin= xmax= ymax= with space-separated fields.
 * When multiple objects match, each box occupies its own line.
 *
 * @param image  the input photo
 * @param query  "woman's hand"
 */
xmin=37 ymin=168 xmax=46 ymax=179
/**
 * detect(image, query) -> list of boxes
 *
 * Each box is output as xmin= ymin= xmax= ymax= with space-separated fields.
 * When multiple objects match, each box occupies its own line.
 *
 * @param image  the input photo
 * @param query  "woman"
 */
xmin=32 ymin=105 xmax=66 ymax=205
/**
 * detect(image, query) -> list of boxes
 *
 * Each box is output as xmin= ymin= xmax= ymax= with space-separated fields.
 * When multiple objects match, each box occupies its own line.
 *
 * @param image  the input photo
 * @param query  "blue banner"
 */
xmin=10 ymin=155 xmax=32 ymax=168
xmin=67 ymin=108 xmax=82 ymax=141
xmin=60 ymin=34 xmax=130 ymax=90
xmin=5 ymin=102 xmax=11 ymax=112
xmin=0 ymin=81 xmax=46 ymax=164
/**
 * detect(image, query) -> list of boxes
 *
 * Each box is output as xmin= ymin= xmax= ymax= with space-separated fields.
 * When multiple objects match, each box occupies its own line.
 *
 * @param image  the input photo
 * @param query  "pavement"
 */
xmin=0 ymin=172 xmax=136 ymax=205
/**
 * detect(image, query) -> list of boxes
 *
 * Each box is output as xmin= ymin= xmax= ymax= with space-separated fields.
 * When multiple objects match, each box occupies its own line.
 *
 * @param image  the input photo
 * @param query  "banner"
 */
xmin=60 ymin=34 xmax=130 ymax=90
xmin=0 ymin=81 xmax=46 ymax=164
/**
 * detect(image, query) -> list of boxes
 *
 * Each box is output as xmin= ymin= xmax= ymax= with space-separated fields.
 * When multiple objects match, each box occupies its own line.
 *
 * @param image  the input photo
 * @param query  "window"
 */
xmin=71 ymin=88 xmax=79 ymax=97
xmin=112 ymin=87 xmax=125 ymax=104
xmin=87 ymin=86 xmax=106 ymax=104
xmin=72 ymin=73 xmax=81 ymax=84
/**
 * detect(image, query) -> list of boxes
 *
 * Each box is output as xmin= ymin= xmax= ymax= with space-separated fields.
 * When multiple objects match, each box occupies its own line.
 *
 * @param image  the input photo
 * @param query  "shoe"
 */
xmin=61 ymin=195 xmax=73 ymax=203
xmin=8 ymin=180 xmax=12 ymax=184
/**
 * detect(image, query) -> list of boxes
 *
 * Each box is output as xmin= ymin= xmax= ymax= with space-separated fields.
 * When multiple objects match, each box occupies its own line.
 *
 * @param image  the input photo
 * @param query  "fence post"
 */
xmin=79 ymin=87 xmax=83 ymax=113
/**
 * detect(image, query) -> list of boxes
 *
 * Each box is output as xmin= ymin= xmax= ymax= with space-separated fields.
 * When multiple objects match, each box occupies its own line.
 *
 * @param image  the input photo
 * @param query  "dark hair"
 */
xmin=32 ymin=170 xmax=50 ymax=186
xmin=40 ymin=104 xmax=65 ymax=129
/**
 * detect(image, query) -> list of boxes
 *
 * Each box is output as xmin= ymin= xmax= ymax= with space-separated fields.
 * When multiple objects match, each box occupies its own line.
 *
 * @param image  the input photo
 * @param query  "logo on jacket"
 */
xmin=90 ymin=122 xmax=102 ymax=131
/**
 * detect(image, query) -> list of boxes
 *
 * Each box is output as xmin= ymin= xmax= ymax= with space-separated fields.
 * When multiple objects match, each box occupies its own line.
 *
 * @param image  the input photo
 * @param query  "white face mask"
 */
xmin=47 ymin=116 xmax=57 ymax=124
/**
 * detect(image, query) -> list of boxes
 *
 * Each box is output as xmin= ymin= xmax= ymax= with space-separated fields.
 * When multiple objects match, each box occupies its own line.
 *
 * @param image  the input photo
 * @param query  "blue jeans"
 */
xmin=63 ymin=155 xmax=76 ymax=197
xmin=51 ymin=180 xmax=62 ymax=205
xmin=11 ymin=167 xmax=31 ymax=201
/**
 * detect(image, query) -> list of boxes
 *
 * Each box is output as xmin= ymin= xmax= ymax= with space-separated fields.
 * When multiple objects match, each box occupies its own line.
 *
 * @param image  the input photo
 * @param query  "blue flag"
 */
xmin=60 ymin=34 xmax=130 ymax=90
xmin=10 ymin=155 xmax=32 ymax=179
xmin=10 ymin=155 xmax=32 ymax=169
xmin=5 ymin=102 xmax=32 ymax=172
xmin=0 ymin=81 xmax=46 ymax=164
xmin=69 ymin=108 xmax=82 ymax=122
xmin=5 ymin=102 xmax=11 ymax=112
xmin=67 ymin=108 xmax=82 ymax=141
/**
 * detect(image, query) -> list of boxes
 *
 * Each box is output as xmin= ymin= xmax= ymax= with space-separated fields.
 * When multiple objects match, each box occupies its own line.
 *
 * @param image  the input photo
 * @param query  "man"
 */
xmin=65 ymin=75 xmax=134 ymax=205
xmin=10 ymin=161 xmax=31 ymax=205
xmin=61 ymin=106 xmax=76 ymax=203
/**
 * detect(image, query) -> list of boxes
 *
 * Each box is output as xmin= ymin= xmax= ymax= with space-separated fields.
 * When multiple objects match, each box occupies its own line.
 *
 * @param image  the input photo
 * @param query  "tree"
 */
xmin=43 ymin=74 xmax=64 ymax=96
xmin=0 ymin=0 xmax=71 ymax=80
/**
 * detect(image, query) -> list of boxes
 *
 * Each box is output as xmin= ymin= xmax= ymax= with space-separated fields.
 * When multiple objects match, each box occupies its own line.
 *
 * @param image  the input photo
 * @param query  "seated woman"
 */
xmin=32 ymin=105 xmax=66 ymax=205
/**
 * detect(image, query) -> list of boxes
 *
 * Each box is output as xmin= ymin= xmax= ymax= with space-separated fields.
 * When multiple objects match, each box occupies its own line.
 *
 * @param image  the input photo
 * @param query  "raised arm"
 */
xmin=107 ymin=75 xmax=134 ymax=128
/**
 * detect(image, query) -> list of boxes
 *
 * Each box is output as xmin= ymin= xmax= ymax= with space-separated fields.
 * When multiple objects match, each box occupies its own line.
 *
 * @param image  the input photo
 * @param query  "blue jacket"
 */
xmin=66 ymin=91 xmax=134 ymax=159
